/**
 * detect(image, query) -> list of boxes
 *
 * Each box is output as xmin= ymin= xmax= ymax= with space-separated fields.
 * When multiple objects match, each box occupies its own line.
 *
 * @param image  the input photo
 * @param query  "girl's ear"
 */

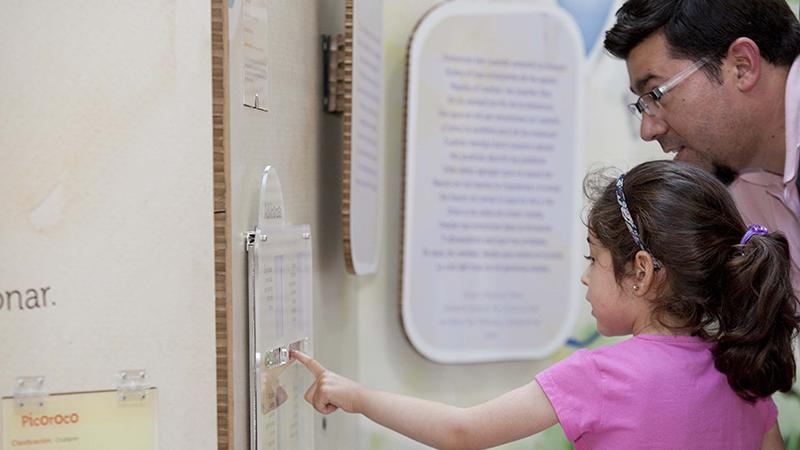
xmin=632 ymin=251 xmax=657 ymax=296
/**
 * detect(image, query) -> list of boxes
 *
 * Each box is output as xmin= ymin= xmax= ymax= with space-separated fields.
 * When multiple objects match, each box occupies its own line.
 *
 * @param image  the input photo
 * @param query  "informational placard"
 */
xmin=401 ymin=1 xmax=584 ymax=363
xmin=343 ymin=0 xmax=385 ymax=275
xmin=242 ymin=0 xmax=269 ymax=110
xmin=2 ymin=390 xmax=157 ymax=450
xmin=251 ymin=226 xmax=312 ymax=360
xmin=247 ymin=167 xmax=314 ymax=450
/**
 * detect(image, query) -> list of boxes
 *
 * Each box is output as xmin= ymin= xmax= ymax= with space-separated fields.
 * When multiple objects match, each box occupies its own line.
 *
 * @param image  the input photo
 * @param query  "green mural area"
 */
xmin=776 ymin=384 xmax=800 ymax=450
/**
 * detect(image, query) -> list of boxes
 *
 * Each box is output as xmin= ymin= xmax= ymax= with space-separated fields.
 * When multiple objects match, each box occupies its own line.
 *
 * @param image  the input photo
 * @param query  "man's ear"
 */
xmin=725 ymin=37 xmax=761 ymax=92
xmin=632 ymin=251 xmax=657 ymax=296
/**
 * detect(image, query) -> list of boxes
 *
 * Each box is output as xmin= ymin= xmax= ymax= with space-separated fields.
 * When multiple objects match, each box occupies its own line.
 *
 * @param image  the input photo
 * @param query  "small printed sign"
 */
xmin=3 ymin=390 xmax=157 ymax=450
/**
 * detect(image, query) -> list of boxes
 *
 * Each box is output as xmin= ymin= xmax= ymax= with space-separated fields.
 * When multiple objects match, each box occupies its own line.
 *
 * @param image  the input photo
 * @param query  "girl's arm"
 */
xmin=292 ymin=351 xmax=558 ymax=450
xmin=760 ymin=422 xmax=784 ymax=450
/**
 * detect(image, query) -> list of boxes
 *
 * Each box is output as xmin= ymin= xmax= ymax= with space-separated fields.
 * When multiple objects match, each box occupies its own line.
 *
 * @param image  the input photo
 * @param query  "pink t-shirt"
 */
xmin=535 ymin=335 xmax=777 ymax=449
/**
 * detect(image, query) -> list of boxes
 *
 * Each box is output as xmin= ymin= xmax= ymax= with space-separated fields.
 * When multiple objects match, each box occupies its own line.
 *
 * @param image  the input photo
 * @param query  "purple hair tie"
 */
xmin=740 ymin=224 xmax=768 ymax=245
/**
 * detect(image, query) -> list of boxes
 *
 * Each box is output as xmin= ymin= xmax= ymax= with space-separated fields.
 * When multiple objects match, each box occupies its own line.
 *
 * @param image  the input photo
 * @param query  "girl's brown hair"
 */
xmin=586 ymin=160 xmax=799 ymax=401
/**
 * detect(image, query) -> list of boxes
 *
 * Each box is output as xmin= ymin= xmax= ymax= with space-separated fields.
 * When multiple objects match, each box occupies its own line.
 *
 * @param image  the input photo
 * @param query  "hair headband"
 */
xmin=615 ymin=174 xmax=662 ymax=270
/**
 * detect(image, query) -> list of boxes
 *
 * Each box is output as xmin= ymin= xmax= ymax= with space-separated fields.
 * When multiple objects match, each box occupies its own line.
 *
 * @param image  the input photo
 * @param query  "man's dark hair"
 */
xmin=604 ymin=0 xmax=800 ymax=80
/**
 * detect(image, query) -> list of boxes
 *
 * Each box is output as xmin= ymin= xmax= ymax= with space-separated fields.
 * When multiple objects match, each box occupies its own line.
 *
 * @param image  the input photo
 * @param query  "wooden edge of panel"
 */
xmin=342 ymin=0 xmax=357 ymax=274
xmin=211 ymin=0 xmax=233 ymax=449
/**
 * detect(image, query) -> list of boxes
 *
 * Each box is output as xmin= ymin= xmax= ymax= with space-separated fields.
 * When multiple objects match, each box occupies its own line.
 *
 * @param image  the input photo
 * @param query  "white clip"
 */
xmin=117 ymin=370 xmax=149 ymax=402
xmin=14 ymin=376 xmax=47 ymax=409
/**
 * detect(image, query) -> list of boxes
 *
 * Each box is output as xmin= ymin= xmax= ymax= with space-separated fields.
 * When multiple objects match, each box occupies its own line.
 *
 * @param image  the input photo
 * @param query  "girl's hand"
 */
xmin=292 ymin=350 xmax=363 ymax=415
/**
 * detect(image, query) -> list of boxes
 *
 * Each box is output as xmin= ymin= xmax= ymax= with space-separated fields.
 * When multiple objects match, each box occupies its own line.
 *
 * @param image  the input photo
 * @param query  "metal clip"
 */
xmin=14 ymin=376 xmax=47 ymax=409
xmin=287 ymin=339 xmax=306 ymax=355
xmin=263 ymin=347 xmax=287 ymax=368
xmin=322 ymin=34 xmax=347 ymax=113
xmin=262 ymin=339 xmax=308 ymax=369
xmin=245 ymin=231 xmax=257 ymax=251
xmin=117 ymin=370 xmax=149 ymax=402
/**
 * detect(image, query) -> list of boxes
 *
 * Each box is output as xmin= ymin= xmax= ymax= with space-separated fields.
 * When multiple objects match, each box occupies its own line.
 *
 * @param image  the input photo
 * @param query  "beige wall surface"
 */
xmin=0 ymin=1 xmax=217 ymax=449
xmin=227 ymin=0 xmax=355 ymax=448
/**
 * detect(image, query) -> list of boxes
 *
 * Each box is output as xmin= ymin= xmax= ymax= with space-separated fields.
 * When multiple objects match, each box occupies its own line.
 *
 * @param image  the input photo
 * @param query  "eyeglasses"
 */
xmin=628 ymin=58 xmax=708 ymax=120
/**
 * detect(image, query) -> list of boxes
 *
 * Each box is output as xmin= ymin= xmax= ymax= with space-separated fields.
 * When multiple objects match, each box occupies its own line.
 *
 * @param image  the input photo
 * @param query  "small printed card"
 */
xmin=3 ymin=389 xmax=157 ymax=450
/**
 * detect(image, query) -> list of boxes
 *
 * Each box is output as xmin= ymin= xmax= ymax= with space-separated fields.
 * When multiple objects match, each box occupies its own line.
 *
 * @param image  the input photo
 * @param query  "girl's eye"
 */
xmin=584 ymin=255 xmax=595 ymax=263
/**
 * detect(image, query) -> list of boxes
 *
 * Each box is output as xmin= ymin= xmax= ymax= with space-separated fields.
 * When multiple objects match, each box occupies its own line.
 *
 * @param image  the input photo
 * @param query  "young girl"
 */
xmin=293 ymin=160 xmax=799 ymax=449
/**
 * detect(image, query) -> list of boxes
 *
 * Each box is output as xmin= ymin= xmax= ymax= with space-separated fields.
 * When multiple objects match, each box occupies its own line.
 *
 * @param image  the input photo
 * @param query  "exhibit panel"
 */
xmin=402 ymin=1 xmax=585 ymax=363
xmin=343 ymin=0 xmax=386 ymax=275
xmin=246 ymin=167 xmax=315 ymax=450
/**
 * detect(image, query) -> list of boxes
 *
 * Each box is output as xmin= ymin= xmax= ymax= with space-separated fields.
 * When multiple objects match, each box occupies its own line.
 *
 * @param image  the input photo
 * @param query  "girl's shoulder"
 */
xmin=585 ymin=335 xmax=713 ymax=370
xmin=590 ymin=334 xmax=710 ymax=353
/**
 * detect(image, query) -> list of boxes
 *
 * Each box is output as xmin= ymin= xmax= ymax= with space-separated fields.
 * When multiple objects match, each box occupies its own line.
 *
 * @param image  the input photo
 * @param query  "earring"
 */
xmin=633 ymin=285 xmax=639 ymax=291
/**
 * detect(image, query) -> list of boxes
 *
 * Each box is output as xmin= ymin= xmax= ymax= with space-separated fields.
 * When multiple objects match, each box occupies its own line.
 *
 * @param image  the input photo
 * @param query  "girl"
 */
xmin=293 ymin=161 xmax=799 ymax=449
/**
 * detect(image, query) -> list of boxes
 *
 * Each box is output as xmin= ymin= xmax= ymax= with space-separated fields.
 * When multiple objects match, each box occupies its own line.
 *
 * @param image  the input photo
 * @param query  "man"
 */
xmin=604 ymin=0 xmax=800 ymax=286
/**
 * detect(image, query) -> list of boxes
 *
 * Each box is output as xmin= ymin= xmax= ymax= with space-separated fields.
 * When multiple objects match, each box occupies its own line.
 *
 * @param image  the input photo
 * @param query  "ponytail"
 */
xmin=714 ymin=232 xmax=799 ymax=401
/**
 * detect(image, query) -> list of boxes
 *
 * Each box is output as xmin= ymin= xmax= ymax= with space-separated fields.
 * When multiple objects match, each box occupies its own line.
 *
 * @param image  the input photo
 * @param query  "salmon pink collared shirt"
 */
xmin=535 ymin=335 xmax=777 ymax=449
xmin=729 ymin=55 xmax=800 ymax=291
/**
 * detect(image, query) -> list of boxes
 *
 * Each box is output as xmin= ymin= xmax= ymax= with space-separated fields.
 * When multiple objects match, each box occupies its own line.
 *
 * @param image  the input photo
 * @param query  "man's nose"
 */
xmin=640 ymin=113 xmax=669 ymax=142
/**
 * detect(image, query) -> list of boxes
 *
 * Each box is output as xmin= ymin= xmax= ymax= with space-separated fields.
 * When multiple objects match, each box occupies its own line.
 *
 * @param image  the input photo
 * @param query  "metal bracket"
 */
xmin=263 ymin=347 xmax=289 ymax=368
xmin=247 ymin=229 xmax=308 ymax=253
xmin=261 ymin=338 xmax=308 ymax=370
xmin=245 ymin=231 xmax=257 ymax=251
xmin=322 ymin=34 xmax=347 ymax=113
xmin=117 ymin=370 xmax=149 ymax=402
xmin=14 ymin=376 xmax=47 ymax=409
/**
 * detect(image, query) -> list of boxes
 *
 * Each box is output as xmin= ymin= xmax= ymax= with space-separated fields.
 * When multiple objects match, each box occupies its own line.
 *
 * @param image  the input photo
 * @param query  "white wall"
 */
xmin=0 ymin=1 xmax=217 ymax=449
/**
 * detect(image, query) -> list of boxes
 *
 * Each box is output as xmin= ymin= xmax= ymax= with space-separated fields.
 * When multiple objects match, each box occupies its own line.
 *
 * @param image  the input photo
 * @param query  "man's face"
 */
xmin=626 ymin=33 xmax=752 ymax=181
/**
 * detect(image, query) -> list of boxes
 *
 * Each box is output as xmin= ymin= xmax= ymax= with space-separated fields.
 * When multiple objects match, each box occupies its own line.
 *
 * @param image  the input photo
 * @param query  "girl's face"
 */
xmin=581 ymin=233 xmax=641 ymax=337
